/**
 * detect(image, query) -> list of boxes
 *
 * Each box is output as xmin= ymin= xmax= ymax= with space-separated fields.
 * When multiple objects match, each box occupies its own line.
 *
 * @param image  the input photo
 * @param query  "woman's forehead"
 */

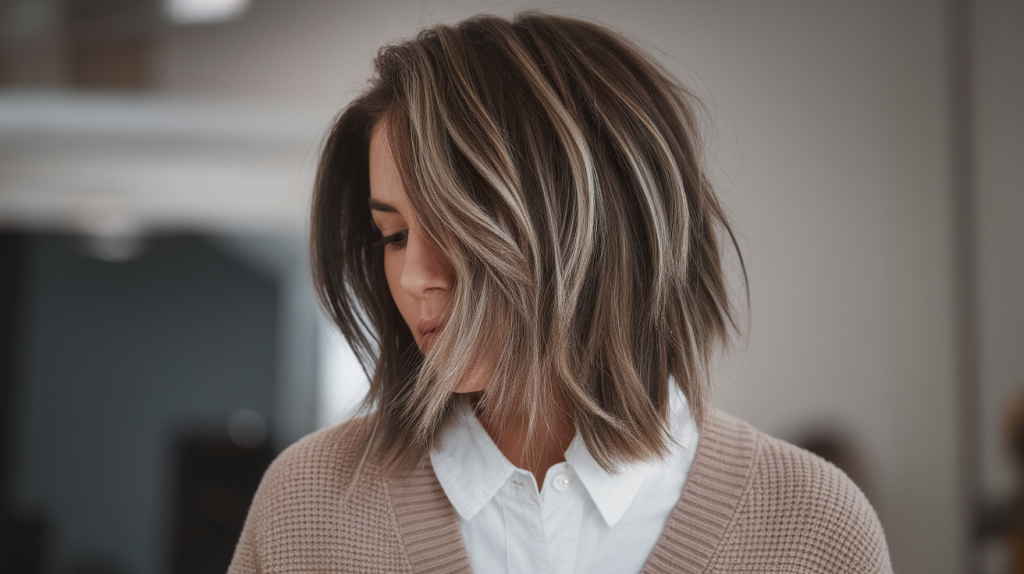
xmin=368 ymin=119 xmax=408 ymax=209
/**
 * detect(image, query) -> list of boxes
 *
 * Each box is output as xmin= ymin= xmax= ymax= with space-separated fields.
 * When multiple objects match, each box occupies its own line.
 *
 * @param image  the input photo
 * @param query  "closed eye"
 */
xmin=373 ymin=230 xmax=408 ymax=249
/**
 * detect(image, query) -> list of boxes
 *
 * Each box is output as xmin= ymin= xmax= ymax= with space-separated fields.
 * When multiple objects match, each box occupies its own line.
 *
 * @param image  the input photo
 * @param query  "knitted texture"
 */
xmin=642 ymin=412 xmax=892 ymax=574
xmin=229 ymin=411 xmax=892 ymax=574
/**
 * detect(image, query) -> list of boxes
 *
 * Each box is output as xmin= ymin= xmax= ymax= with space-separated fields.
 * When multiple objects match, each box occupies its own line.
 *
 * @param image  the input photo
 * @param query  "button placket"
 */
xmin=507 ymin=470 xmax=540 ymax=504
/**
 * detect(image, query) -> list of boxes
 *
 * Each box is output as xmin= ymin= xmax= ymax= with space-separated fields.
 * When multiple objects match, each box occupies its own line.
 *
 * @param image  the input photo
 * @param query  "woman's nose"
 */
xmin=399 ymin=227 xmax=454 ymax=299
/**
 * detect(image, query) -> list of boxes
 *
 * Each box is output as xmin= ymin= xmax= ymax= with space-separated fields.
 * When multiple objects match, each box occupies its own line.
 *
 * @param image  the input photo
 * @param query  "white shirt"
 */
xmin=429 ymin=387 xmax=699 ymax=574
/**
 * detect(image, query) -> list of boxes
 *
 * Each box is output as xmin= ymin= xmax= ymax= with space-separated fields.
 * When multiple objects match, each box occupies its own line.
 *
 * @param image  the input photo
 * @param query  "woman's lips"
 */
xmin=416 ymin=317 xmax=445 ymax=352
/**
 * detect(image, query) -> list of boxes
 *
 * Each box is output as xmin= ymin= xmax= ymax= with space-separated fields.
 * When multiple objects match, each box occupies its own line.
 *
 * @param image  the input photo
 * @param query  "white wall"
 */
xmin=151 ymin=1 xmax=1012 ymax=572
xmin=975 ymin=0 xmax=1024 ymax=503
xmin=974 ymin=2 xmax=1024 ymax=570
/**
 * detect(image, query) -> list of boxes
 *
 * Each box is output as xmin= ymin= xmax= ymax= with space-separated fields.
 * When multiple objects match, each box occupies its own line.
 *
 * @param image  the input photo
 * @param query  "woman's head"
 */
xmin=312 ymin=12 xmax=743 ymax=469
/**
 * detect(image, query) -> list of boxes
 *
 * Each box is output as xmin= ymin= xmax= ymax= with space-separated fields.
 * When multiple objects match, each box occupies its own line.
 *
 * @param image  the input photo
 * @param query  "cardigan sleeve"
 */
xmin=226 ymin=428 xmax=301 ymax=574
xmin=710 ymin=431 xmax=893 ymax=573
xmin=227 ymin=496 xmax=261 ymax=574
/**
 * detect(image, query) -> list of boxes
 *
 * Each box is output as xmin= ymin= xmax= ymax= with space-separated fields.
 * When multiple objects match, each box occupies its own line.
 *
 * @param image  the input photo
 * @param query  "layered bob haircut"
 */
xmin=312 ymin=13 xmax=744 ymax=471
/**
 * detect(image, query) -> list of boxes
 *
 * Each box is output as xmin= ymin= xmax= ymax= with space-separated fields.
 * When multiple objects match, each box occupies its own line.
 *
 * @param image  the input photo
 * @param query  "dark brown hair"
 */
xmin=311 ymin=12 xmax=745 ymax=471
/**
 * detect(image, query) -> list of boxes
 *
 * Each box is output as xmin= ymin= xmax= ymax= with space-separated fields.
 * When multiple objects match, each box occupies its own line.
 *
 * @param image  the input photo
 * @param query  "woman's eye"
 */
xmin=373 ymin=230 xmax=408 ymax=249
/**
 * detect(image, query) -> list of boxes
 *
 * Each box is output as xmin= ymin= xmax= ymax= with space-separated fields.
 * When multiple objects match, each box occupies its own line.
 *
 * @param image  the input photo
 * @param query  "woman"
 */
xmin=230 ymin=13 xmax=891 ymax=574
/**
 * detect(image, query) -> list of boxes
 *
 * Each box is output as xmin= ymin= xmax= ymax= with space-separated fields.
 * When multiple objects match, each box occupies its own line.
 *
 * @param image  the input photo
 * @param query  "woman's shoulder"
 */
xmin=252 ymin=415 xmax=397 ymax=520
xmin=686 ymin=411 xmax=893 ymax=573
xmin=244 ymin=417 xmax=381 ymax=526
xmin=266 ymin=415 xmax=375 ymax=481
xmin=230 ymin=416 xmax=418 ymax=573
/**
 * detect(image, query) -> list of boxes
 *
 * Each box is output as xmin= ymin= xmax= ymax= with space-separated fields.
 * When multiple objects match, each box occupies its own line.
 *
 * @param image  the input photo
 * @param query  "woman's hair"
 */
xmin=311 ymin=12 xmax=744 ymax=471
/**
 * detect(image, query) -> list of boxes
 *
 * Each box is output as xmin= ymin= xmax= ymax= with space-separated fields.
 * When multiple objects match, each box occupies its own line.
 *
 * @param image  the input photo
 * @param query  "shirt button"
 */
xmin=552 ymin=473 xmax=572 ymax=491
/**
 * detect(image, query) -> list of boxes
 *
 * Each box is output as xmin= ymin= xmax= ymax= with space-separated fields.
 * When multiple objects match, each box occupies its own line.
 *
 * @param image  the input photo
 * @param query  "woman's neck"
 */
xmin=474 ymin=398 xmax=576 ymax=486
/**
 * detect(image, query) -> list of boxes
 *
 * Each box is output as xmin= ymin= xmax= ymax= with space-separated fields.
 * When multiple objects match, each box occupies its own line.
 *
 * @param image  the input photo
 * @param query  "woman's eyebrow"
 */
xmin=369 ymin=199 xmax=398 ymax=213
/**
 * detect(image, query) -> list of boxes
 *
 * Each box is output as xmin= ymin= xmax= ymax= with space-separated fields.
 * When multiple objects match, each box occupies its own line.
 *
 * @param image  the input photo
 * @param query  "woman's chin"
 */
xmin=452 ymin=360 xmax=492 ymax=393
xmin=418 ymin=339 xmax=492 ymax=393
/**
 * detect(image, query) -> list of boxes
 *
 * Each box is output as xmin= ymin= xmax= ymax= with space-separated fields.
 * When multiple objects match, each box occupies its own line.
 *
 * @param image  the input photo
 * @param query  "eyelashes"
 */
xmin=373 ymin=230 xmax=408 ymax=249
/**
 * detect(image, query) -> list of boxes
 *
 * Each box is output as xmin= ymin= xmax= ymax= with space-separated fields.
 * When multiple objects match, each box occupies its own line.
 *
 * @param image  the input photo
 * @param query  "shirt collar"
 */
xmin=563 ymin=434 xmax=657 ymax=527
xmin=429 ymin=399 xmax=517 ymax=521
xmin=566 ymin=387 xmax=693 ymax=527
xmin=429 ymin=388 xmax=694 ymax=527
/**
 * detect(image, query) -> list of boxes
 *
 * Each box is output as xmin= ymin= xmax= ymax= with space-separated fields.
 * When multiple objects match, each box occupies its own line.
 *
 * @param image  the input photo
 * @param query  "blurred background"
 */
xmin=0 ymin=0 xmax=1020 ymax=573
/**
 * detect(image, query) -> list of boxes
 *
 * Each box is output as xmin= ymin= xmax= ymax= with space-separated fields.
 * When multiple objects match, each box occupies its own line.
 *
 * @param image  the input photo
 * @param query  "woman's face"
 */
xmin=368 ymin=120 xmax=456 ymax=356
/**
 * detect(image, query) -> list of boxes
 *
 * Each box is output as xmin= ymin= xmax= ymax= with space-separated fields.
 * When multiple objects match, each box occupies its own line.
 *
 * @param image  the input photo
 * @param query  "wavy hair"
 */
xmin=311 ymin=12 xmax=745 ymax=471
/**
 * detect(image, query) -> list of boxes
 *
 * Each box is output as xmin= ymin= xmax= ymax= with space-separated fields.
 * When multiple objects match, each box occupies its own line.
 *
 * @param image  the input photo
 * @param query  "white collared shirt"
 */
xmin=429 ymin=388 xmax=699 ymax=574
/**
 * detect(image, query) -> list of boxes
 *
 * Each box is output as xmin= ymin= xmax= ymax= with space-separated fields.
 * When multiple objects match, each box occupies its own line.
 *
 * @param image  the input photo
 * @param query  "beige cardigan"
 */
xmin=228 ymin=410 xmax=892 ymax=573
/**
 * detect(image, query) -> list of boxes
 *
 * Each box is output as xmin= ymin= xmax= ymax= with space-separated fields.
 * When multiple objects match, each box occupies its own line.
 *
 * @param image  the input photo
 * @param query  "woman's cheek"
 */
xmin=384 ymin=252 xmax=418 ymax=340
